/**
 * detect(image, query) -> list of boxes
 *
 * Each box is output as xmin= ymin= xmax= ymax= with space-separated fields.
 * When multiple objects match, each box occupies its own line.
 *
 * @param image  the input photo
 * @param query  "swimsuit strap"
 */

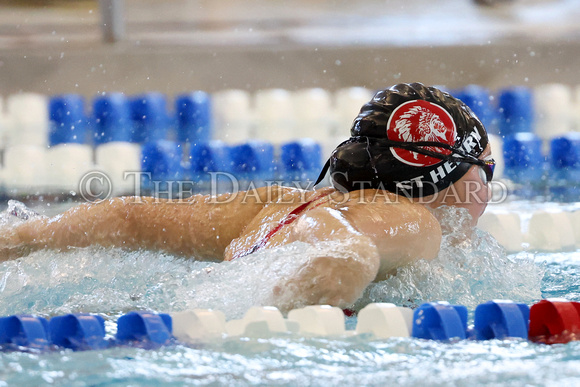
xmin=230 ymin=191 xmax=331 ymax=260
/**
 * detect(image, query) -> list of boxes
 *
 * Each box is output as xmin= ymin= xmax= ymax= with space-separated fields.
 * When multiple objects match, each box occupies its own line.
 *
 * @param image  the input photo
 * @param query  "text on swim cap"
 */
xmin=430 ymin=161 xmax=458 ymax=184
xmin=461 ymin=129 xmax=482 ymax=155
xmin=396 ymin=175 xmax=425 ymax=190
xmin=394 ymin=129 xmax=484 ymax=190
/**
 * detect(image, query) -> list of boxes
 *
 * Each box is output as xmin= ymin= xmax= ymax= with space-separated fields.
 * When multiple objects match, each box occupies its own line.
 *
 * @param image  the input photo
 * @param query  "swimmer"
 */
xmin=0 ymin=83 xmax=494 ymax=312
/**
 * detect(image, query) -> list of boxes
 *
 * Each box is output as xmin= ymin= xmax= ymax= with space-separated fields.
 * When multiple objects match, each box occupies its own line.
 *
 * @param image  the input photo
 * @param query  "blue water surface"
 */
xmin=0 ymin=202 xmax=578 ymax=386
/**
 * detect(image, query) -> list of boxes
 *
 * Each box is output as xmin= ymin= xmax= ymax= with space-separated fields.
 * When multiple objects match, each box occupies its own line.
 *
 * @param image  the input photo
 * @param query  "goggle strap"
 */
xmin=314 ymin=136 xmax=488 ymax=187
xmin=314 ymin=158 xmax=331 ymax=186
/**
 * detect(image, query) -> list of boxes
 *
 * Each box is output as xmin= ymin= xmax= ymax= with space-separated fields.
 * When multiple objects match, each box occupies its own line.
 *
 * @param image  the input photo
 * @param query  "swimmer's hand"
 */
xmin=270 ymin=238 xmax=380 ymax=312
xmin=269 ymin=206 xmax=381 ymax=312
xmin=0 ymin=229 xmax=34 ymax=261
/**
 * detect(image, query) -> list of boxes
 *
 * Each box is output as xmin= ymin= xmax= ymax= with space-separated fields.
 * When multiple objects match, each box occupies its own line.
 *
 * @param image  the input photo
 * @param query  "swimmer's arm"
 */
xmin=339 ymin=195 xmax=442 ymax=280
xmin=7 ymin=187 xmax=280 ymax=260
xmin=270 ymin=206 xmax=381 ymax=311
xmin=270 ymin=195 xmax=441 ymax=311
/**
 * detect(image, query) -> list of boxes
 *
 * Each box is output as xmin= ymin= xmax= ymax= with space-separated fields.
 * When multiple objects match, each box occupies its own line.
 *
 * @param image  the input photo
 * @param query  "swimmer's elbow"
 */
xmin=272 ymin=237 xmax=380 ymax=311
xmin=400 ymin=208 xmax=442 ymax=264
xmin=420 ymin=211 xmax=442 ymax=260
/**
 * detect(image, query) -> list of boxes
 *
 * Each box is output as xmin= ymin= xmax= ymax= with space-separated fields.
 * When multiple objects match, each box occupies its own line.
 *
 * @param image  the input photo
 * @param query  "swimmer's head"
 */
xmin=316 ymin=82 xmax=491 ymax=198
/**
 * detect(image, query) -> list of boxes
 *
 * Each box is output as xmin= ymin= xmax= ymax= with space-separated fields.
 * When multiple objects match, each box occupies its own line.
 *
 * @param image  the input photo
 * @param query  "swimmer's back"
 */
xmin=329 ymin=189 xmax=441 ymax=278
xmin=224 ymin=186 xmax=334 ymax=260
xmin=224 ymin=187 xmax=442 ymax=278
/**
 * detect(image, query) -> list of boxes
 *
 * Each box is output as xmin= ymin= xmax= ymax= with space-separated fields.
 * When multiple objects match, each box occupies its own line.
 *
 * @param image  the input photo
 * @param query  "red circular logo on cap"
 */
xmin=386 ymin=100 xmax=457 ymax=167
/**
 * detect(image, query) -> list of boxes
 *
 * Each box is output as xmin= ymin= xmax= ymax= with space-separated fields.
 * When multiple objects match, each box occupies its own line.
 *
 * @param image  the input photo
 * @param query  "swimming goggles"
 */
xmin=466 ymin=158 xmax=495 ymax=185
xmin=316 ymin=137 xmax=496 ymax=185
xmin=378 ymin=138 xmax=496 ymax=184
xmin=382 ymin=139 xmax=496 ymax=184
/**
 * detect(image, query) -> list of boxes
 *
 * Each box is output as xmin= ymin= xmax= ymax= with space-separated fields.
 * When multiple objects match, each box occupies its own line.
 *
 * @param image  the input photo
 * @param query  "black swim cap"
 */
xmin=316 ymin=82 xmax=489 ymax=197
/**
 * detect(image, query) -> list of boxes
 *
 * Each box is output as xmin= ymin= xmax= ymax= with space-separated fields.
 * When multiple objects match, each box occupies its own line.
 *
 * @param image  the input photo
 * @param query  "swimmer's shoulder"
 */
xmin=325 ymin=188 xmax=402 ymax=207
xmin=333 ymin=188 xmax=439 ymax=224
xmin=254 ymin=186 xmax=337 ymax=206
xmin=328 ymin=188 xmax=442 ymax=269
xmin=184 ymin=185 xmax=306 ymax=206
xmin=321 ymin=187 xmax=441 ymax=237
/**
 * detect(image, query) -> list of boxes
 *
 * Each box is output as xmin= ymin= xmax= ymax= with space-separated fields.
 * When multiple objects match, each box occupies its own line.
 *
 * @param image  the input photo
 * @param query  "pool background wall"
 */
xmin=0 ymin=0 xmax=579 ymax=97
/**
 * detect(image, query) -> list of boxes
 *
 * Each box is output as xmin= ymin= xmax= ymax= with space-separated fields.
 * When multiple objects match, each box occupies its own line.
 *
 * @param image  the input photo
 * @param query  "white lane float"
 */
xmin=171 ymin=309 xmax=227 ymax=343
xmin=355 ymin=303 xmax=412 ymax=338
xmin=477 ymin=211 xmax=524 ymax=252
xmin=225 ymin=306 xmax=293 ymax=337
xmin=287 ymin=305 xmax=346 ymax=336
xmin=526 ymin=210 xmax=576 ymax=251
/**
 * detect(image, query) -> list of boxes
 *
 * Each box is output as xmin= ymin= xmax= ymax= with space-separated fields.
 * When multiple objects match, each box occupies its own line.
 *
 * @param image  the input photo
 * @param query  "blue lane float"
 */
xmin=502 ymin=132 xmax=545 ymax=198
xmin=548 ymin=133 xmax=580 ymax=202
xmin=175 ymin=91 xmax=212 ymax=144
xmin=455 ymin=85 xmax=498 ymax=135
xmin=131 ymin=92 xmax=170 ymax=143
xmin=0 ymin=315 xmax=50 ymax=350
xmin=279 ymin=139 xmax=322 ymax=185
xmin=24 ymin=86 xmax=580 ymax=203
xmin=49 ymin=313 xmax=107 ymax=351
xmin=412 ymin=302 xmax=468 ymax=341
xmin=141 ymin=140 xmax=184 ymax=195
xmin=497 ymin=86 xmax=534 ymax=136
xmin=188 ymin=140 xmax=232 ymax=184
xmin=93 ymin=92 xmax=136 ymax=144
xmin=49 ymin=94 xmax=89 ymax=146
xmin=230 ymin=140 xmax=275 ymax=187
xmin=116 ymin=311 xmax=172 ymax=347
xmin=474 ymin=300 xmax=530 ymax=340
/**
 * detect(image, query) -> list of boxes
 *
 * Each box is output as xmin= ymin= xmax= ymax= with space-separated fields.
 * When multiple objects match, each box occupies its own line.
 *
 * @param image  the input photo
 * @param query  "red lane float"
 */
xmin=528 ymin=299 xmax=580 ymax=344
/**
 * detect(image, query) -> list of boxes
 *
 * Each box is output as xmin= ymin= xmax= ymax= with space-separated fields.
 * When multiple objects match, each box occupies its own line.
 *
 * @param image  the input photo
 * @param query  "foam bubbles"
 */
xmin=0 ymin=200 xmax=45 ymax=227
xmin=0 ymin=203 xmax=545 ymax=319
xmin=352 ymin=206 xmax=545 ymax=310
xmin=0 ymin=239 xmax=317 ymax=319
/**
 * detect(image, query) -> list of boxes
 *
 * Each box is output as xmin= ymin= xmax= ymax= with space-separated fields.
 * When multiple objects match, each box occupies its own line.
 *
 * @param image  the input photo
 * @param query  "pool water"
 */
xmin=0 ymin=202 xmax=578 ymax=386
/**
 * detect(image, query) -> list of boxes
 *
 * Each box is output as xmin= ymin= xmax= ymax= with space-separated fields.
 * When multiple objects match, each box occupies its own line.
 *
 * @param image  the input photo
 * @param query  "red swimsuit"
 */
xmin=230 ymin=191 xmax=330 ymax=260
xmin=230 ymin=190 xmax=357 ymax=316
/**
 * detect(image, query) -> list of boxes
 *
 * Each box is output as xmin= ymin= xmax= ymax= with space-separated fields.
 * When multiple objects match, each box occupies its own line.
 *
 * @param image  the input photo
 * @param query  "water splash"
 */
xmin=352 ymin=206 xmax=545 ymax=310
xmin=0 ymin=202 xmax=545 ymax=319
xmin=0 ymin=200 xmax=45 ymax=227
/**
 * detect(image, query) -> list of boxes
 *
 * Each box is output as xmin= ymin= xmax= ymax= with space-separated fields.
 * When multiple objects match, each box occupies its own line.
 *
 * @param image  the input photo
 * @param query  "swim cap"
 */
xmin=316 ymin=82 xmax=489 ymax=197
